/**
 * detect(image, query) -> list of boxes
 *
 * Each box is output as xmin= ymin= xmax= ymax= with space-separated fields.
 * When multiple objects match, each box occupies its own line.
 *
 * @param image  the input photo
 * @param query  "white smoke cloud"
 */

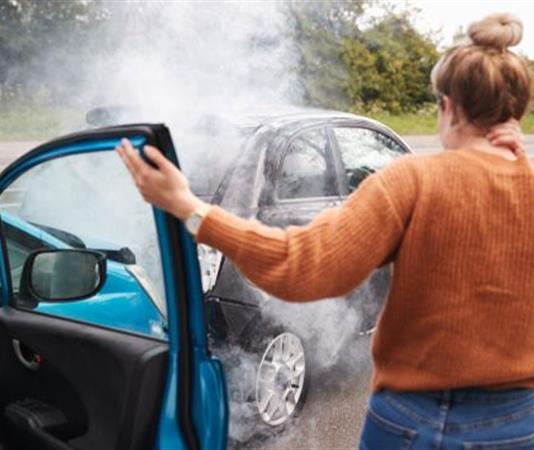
xmin=79 ymin=2 xmax=299 ymax=122
xmin=9 ymin=2 xmax=385 ymax=447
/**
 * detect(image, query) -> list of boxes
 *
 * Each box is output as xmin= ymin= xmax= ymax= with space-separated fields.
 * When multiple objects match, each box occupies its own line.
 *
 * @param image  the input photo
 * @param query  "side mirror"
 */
xmin=19 ymin=250 xmax=107 ymax=307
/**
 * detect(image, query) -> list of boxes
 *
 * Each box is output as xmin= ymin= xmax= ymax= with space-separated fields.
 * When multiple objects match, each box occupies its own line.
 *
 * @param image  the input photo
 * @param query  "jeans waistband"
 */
xmin=412 ymin=387 xmax=534 ymax=404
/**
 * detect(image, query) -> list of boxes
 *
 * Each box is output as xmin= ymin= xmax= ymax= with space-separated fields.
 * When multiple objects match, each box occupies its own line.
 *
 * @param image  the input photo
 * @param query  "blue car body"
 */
xmin=2 ymin=211 xmax=167 ymax=339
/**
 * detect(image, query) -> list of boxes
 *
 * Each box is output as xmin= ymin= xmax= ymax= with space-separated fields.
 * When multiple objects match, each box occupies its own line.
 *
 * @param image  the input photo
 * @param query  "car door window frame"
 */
xmin=271 ymin=125 xmax=343 ymax=205
xmin=326 ymin=121 xmax=411 ymax=197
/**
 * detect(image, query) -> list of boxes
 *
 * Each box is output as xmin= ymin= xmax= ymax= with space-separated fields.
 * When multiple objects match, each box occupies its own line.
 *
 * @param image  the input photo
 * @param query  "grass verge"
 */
xmin=370 ymin=112 xmax=534 ymax=135
xmin=0 ymin=107 xmax=534 ymax=140
xmin=0 ymin=107 xmax=85 ymax=141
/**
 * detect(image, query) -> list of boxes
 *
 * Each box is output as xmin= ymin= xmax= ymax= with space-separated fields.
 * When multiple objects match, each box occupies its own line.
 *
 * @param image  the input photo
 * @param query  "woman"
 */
xmin=118 ymin=13 xmax=534 ymax=449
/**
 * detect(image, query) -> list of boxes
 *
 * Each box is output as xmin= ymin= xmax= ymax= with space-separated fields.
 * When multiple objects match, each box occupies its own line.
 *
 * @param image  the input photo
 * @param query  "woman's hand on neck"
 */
xmin=445 ymin=121 xmax=522 ymax=161
xmin=438 ymin=96 xmax=524 ymax=160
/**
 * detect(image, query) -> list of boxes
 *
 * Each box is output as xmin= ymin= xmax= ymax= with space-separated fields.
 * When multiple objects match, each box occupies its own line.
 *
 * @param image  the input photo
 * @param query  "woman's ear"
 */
xmin=441 ymin=95 xmax=452 ymax=113
xmin=441 ymin=95 xmax=460 ymax=125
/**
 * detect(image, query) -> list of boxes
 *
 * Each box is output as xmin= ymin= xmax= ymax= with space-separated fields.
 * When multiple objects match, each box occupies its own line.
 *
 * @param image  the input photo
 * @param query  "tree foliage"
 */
xmin=0 ymin=0 xmax=107 ymax=106
xmin=291 ymin=2 xmax=439 ymax=113
xmin=342 ymin=13 xmax=439 ymax=113
xmin=289 ymin=0 xmax=367 ymax=110
xmin=0 ymin=0 xmax=445 ymax=115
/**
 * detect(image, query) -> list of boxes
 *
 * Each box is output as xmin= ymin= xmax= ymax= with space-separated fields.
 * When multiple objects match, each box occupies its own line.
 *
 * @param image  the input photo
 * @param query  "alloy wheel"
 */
xmin=255 ymin=332 xmax=306 ymax=426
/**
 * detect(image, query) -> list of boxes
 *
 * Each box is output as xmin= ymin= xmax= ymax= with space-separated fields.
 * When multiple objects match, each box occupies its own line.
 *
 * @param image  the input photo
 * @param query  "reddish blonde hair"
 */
xmin=431 ymin=13 xmax=532 ymax=129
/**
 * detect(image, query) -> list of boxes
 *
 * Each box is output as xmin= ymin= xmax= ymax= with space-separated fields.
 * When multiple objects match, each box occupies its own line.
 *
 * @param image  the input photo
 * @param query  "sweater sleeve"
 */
xmin=196 ymin=163 xmax=416 ymax=302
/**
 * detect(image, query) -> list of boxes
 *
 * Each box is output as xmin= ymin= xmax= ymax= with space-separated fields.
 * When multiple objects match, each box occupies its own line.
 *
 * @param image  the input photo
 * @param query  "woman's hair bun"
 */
xmin=467 ymin=13 xmax=523 ymax=50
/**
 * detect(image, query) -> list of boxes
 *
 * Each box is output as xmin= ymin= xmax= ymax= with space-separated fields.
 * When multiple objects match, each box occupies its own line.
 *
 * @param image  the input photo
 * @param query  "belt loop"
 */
xmin=434 ymin=391 xmax=451 ymax=450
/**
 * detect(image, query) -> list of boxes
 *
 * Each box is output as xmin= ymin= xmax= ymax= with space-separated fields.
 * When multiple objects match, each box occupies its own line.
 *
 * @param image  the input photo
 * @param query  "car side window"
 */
xmin=277 ymin=128 xmax=337 ymax=200
xmin=333 ymin=127 xmax=406 ymax=193
xmin=0 ymin=151 xmax=168 ymax=340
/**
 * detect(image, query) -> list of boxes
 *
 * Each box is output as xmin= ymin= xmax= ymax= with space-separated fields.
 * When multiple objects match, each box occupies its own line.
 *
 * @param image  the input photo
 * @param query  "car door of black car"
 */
xmin=258 ymin=126 xmax=344 ymax=227
xmin=0 ymin=125 xmax=228 ymax=450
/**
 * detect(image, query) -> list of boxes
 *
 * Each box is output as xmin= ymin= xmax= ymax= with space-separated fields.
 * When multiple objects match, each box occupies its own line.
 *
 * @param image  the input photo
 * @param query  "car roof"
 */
xmin=222 ymin=105 xmax=378 ymax=128
xmin=215 ymin=106 xmax=411 ymax=149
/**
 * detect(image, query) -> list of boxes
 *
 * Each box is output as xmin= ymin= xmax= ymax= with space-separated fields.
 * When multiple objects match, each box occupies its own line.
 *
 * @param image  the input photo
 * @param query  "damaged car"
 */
xmin=94 ymin=107 xmax=410 ymax=429
xmin=200 ymin=109 xmax=410 ymax=427
xmin=88 ymin=106 xmax=411 ymax=428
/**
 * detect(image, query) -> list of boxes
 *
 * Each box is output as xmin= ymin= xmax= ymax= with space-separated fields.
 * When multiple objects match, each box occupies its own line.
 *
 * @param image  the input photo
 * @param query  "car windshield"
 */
xmin=29 ymin=221 xmax=137 ymax=265
xmin=30 ymin=222 xmax=86 ymax=248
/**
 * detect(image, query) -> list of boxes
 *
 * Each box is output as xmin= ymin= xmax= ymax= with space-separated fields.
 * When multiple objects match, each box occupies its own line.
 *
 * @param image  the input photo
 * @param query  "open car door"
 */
xmin=0 ymin=124 xmax=228 ymax=450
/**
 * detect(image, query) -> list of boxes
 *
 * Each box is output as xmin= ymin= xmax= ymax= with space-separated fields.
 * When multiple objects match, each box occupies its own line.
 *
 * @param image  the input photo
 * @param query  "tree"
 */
xmin=289 ymin=0 xmax=369 ymax=110
xmin=342 ymin=12 xmax=439 ymax=113
xmin=0 ymin=0 xmax=106 ymax=106
xmin=290 ymin=2 xmax=439 ymax=113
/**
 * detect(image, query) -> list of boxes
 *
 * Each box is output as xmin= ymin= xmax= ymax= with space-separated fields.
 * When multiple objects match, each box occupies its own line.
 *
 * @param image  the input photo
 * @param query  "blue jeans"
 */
xmin=359 ymin=388 xmax=534 ymax=450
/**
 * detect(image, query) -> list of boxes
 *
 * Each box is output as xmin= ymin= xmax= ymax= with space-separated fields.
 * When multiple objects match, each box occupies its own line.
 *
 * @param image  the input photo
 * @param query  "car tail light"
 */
xmin=197 ymin=244 xmax=223 ymax=293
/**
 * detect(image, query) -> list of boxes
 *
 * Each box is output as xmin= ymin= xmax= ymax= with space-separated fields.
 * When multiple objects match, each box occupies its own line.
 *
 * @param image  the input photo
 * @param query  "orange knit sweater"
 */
xmin=197 ymin=149 xmax=534 ymax=392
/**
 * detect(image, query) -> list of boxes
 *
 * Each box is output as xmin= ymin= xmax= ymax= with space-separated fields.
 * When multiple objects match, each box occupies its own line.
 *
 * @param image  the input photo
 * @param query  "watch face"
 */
xmin=186 ymin=213 xmax=202 ymax=235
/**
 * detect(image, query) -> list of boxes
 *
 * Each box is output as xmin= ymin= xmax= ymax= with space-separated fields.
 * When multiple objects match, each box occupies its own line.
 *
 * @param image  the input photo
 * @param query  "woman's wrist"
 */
xmin=172 ymin=191 xmax=210 ymax=221
xmin=181 ymin=196 xmax=212 ymax=236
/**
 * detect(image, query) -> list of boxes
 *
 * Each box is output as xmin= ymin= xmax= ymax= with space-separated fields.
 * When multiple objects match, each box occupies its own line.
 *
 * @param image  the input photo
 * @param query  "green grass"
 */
xmin=0 ymin=107 xmax=534 ymax=140
xmin=0 ymin=107 xmax=85 ymax=141
xmin=369 ymin=112 xmax=534 ymax=135
xmin=367 ymin=112 xmax=438 ymax=135
xmin=521 ymin=114 xmax=534 ymax=133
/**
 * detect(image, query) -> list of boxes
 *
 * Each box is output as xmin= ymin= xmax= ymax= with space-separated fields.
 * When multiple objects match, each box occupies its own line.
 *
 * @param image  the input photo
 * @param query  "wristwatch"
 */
xmin=184 ymin=204 xmax=211 ymax=236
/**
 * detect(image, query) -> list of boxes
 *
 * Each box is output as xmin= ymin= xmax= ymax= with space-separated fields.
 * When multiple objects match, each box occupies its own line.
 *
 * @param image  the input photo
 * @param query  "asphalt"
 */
xmin=2 ymin=136 xmax=534 ymax=449
xmin=404 ymin=135 xmax=534 ymax=159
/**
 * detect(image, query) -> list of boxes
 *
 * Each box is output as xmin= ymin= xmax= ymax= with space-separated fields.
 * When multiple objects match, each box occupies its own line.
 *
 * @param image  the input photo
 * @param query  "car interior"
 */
xmin=0 ymin=179 xmax=170 ymax=448
xmin=0 ymin=306 xmax=169 ymax=450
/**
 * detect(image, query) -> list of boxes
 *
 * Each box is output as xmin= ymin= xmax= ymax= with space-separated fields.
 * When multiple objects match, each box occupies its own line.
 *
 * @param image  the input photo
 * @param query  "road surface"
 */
xmin=0 ymin=141 xmax=39 ymax=169
xmin=404 ymin=135 xmax=534 ymax=159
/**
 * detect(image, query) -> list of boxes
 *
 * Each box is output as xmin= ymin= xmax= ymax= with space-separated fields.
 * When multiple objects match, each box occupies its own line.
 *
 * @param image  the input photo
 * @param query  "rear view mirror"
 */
xmin=20 ymin=250 xmax=107 ymax=305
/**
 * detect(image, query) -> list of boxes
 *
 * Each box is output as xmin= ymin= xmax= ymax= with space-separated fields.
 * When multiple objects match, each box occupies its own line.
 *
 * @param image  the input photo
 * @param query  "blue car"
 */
xmin=0 ymin=124 xmax=228 ymax=450
xmin=2 ymin=211 xmax=167 ymax=339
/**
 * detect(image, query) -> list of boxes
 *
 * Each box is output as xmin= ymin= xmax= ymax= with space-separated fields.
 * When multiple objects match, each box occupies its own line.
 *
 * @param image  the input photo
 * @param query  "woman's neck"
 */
xmin=450 ymin=129 xmax=518 ymax=161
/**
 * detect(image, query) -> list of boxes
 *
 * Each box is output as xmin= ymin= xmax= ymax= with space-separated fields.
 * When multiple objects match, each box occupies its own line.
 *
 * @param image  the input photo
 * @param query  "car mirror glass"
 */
xmin=25 ymin=250 xmax=106 ymax=302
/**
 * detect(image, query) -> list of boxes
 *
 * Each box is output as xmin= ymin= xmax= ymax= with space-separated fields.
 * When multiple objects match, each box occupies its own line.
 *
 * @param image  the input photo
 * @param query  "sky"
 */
xmin=408 ymin=0 xmax=534 ymax=57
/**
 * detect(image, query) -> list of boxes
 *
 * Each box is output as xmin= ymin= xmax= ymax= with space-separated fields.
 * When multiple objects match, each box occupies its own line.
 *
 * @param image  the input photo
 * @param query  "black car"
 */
xmin=88 ymin=106 xmax=412 ymax=429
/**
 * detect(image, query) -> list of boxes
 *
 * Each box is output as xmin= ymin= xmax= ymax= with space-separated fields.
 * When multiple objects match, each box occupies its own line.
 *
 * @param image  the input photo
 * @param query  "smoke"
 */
xmin=7 ymin=2 xmax=388 ymax=448
xmin=262 ymin=289 xmax=373 ymax=371
xmin=32 ymin=1 xmax=300 ymax=133
xmin=211 ymin=269 xmax=389 ymax=448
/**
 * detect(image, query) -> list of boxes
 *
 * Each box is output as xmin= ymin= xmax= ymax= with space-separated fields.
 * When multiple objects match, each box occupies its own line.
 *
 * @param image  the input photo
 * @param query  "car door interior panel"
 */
xmin=0 ymin=307 xmax=168 ymax=450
